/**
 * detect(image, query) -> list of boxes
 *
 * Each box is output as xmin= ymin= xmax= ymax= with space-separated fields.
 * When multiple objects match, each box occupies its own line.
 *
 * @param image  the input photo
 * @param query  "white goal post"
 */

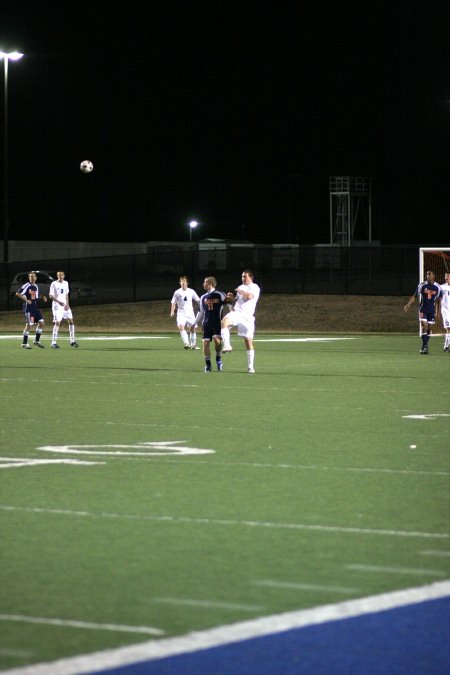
xmin=419 ymin=248 xmax=450 ymax=284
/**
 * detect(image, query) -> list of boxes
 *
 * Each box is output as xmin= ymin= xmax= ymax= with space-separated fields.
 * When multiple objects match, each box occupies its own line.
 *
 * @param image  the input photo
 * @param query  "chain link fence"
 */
xmin=0 ymin=244 xmax=419 ymax=311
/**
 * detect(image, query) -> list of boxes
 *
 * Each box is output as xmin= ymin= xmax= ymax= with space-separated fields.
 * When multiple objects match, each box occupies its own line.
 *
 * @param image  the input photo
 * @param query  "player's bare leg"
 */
xmin=244 ymin=336 xmax=255 ymax=373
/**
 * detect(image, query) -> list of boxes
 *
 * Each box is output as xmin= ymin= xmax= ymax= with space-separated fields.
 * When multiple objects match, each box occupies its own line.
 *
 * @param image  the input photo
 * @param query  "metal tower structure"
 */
xmin=329 ymin=176 xmax=372 ymax=246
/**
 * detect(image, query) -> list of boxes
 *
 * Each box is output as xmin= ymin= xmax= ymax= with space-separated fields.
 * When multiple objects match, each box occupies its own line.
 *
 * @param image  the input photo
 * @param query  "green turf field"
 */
xmin=0 ymin=332 xmax=449 ymax=671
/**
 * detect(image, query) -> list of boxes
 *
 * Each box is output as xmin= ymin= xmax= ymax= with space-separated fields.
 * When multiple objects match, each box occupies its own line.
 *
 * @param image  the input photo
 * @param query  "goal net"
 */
xmin=419 ymin=248 xmax=450 ymax=285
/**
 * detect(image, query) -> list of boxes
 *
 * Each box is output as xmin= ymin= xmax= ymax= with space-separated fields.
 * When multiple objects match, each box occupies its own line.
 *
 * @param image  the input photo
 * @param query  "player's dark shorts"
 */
xmin=202 ymin=321 xmax=221 ymax=341
xmin=24 ymin=306 xmax=44 ymax=324
xmin=419 ymin=310 xmax=435 ymax=324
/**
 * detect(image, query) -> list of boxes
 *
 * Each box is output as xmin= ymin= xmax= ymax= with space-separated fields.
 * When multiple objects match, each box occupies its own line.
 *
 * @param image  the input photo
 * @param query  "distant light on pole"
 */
xmin=188 ymin=220 xmax=198 ymax=242
xmin=1 ymin=50 xmax=24 ymax=264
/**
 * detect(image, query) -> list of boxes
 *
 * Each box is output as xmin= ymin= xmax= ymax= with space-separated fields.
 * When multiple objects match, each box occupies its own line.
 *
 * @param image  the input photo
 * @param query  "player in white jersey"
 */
xmin=48 ymin=271 xmax=78 ymax=348
xmin=439 ymin=272 xmax=450 ymax=351
xmin=221 ymin=269 xmax=260 ymax=373
xmin=170 ymin=276 xmax=200 ymax=349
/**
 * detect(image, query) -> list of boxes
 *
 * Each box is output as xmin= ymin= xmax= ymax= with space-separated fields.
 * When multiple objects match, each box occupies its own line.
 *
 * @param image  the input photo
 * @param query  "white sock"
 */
xmin=247 ymin=349 xmax=254 ymax=369
xmin=52 ymin=325 xmax=59 ymax=344
xmin=221 ymin=327 xmax=230 ymax=348
xmin=180 ymin=329 xmax=188 ymax=345
xmin=69 ymin=325 xmax=75 ymax=342
xmin=190 ymin=332 xmax=196 ymax=346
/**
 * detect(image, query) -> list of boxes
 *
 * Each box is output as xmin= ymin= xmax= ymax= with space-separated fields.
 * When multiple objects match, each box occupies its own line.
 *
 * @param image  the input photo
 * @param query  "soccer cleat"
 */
xmin=190 ymin=345 xmax=200 ymax=350
xmin=21 ymin=343 xmax=32 ymax=349
xmin=222 ymin=346 xmax=233 ymax=353
xmin=248 ymin=367 xmax=255 ymax=373
xmin=33 ymin=341 xmax=45 ymax=348
xmin=217 ymin=360 xmax=223 ymax=371
xmin=70 ymin=342 xmax=79 ymax=348
xmin=444 ymin=346 xmax=449 ymax=352
xmin=51 ymin=343 xmax=60 ymax=349
xmin=204 ymin=364 xmax=212 ymax=372
xmin=184 ymin=344 xmax=191 ymax=350
xmin=419 ymin=347 xmax=428 ymax=354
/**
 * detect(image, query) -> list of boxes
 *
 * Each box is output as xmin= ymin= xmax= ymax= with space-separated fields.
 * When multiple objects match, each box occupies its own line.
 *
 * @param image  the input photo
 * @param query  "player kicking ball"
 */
xmin=221 ymin=269 xmax=260 ymax=373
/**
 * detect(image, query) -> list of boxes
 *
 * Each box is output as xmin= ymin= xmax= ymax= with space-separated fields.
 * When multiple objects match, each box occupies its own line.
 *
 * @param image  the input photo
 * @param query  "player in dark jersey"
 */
xmin=404 ymin=270 xmax=441 ymax=354
xmin=194 ymin=277 xmax=227 ymax=372
xmin=15 ymin=271 xmax=48 ymax=349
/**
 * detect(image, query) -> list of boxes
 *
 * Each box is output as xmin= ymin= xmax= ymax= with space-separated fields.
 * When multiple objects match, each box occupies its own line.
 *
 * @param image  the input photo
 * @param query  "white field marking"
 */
xmin=93 ymin=451 xmax=450 ymax=477
xmin=0 ymin=335 xmax=353 ymax=342
xmin=254 ymin=337 xmax=356 ymax=342
xmin=1 ymin=505 xmax=449 ymax=540
xmin=253 ymin=580 xmax=359 ymax=594
xmin=0 ymin=614 xmax=163 ymax=636
xmin=82 ymin=336 xmax=169 ymax=340
xmin=0 ymin=458 xmax=105 ymax=469
xmin=1 ymin=379 xmax=434 ymax=398
xmin=420 ymin=550 xmax=450 ymax=558
xmin=3 ymin=581 xmax=450 ymax=675
xmin=345 ymin=564 xmax=448 ymax=577
xmin=403 ymin=413 xmax=450 ymax=420
xmin=106 ymin=421 xmax=204 ymax=430
xmin=36 ymin=441 xmax=215 ymax=457
xmin=0 ymin=649 xmax=35 ymax=659
xmin=152 ymin=598 xmax=263 ymax=612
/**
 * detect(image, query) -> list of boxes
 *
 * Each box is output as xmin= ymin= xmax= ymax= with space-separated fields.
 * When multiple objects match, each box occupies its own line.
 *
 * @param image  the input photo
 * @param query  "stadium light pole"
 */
xmin=188 ymin=220 xmax=198 ymax=242
xmin=1 ymin=50 xmax=23 ymax=264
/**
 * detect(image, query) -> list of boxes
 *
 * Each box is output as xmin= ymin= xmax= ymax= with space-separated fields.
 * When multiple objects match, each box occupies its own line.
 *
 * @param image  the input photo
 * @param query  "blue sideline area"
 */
xmin=98 ymin=597 xmax=450 ymax=675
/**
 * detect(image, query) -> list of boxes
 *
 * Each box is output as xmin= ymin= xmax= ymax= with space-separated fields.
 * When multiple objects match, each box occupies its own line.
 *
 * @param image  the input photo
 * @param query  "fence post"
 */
xmin=132 ymin=254 xmax=137 ymax=302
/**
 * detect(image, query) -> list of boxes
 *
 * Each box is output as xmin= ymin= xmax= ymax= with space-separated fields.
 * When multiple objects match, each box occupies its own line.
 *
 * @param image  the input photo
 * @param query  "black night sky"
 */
xmin=1 ymin=1 xmax=449 ymax=245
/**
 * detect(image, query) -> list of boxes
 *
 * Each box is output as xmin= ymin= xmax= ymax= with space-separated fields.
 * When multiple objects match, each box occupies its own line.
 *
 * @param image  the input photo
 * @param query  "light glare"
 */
xmin=0 ymin=51 xmax=24 ymax=61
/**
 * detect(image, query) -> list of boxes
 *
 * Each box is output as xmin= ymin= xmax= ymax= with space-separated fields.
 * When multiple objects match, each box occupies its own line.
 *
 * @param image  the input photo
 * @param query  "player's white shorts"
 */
xmin=442 ymin=309 xmax=450 ymax=329
xmin=224 ymin=310 xmax=255 ymax=339
xmin=53 ymin=307 xmax=73 ymax=323
xmin=176 ymin=311 xmax=196 ymax=327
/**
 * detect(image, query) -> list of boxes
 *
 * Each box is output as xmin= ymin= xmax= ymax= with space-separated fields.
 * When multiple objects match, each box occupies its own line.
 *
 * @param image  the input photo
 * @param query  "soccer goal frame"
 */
xmin=419 ymin=248 xmax=450 ymax=284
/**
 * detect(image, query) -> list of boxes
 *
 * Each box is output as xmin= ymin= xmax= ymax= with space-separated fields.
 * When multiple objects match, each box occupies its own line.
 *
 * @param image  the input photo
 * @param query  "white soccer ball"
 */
xmin=80 ymin=160 xmax=94 ymax=173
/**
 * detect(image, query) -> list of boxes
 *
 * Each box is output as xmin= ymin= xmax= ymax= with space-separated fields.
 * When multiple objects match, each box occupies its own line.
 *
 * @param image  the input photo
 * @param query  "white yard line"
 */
xmin=2 ymin=580 xmax=450 ymax=675
xmin=4 ymin=435 xmax=443 ymax=477
xmin=253 ymin=580 xmax=359 ymax=594
xmin=0 ymin=615 xmax=163 ymax=636
xmin=1 ymin=505 xmax=449 ymax=540
xmin=82 ymin=336 xmax=170 ymax=340
xmin=254 ymin=337 xmax=356 ymax=342
xmin=345 ymin=564 xmax=448 ymax=577
xmin=135 ymin=457 xmax=449 ymax=477
xmin=152 ymin=598 xmax=263 ymax=612
xmin=420 ymin=550 xmax=450 ymax=557
xmin=0 ymin=458 xmax=104 ymax=469
xmin=403 ymin=413 xmax=450 ymax=419
xmin=2 ymin=335 xmax=438 ymax=342
xmin=0 ymin=335 xmax=170 ymax=340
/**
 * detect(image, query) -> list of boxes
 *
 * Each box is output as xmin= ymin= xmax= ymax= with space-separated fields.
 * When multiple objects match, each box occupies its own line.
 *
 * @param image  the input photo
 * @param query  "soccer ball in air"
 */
xmin=80 ymin=160 xmax=94 ymax=173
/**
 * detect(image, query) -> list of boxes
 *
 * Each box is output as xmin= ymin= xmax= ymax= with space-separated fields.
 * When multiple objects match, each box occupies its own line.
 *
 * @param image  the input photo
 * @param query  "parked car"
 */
xmin=9 ymin=270 xmax=95 ymax=300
